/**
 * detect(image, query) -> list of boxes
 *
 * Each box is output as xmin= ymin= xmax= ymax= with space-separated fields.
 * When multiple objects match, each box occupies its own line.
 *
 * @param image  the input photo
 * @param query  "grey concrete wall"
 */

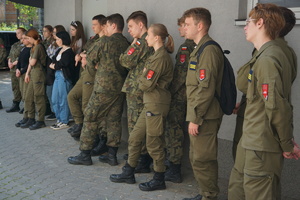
xmin=44 ymin=0 xmax=300 ymax=142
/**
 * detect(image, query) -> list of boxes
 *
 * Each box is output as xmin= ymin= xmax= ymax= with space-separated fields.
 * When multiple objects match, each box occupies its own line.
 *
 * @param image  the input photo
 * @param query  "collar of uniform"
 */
xmin=148 ymin=46 xmax=165 ymax=62
xmin=255 ymin=40 xmax=277 ymax=60
xmin=190 ymin=34 xmax=212 ymax=57
xmin=140 ymin=32 xmax=148 ymax=40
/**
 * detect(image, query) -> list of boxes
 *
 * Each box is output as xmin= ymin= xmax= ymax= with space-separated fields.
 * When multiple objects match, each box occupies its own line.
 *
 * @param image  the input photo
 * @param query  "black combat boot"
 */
xmin=134 ymin=154 xmax=152 ymax=173
xmin=98 ymin=146 xmax=118 ymax=166
xmin=67 ymin=150 xmax=93 ymax=165
xmin=15 ymin=118 xmax=29 ymax=127
xmin=68 ymin=123 xmax=83 ymax=138
xmin=20 ymin=118 xmax=36 ymax=128
xmin=91 ymin=135 xmax=108 ymax=156
xmin=19 ymin=108 xmax=24 ymax=114
xmin=6 ymin=101 xmax=20 ymax=113
xmin=139 ymin=172 xmax=166 ymax=191
xmin=182 ymin=194 xmax=203 ymax=200
xmin=29 ymin=121 xmax=46 ymax=130
xmin=164 ymin=161 xmax=182 ymax=183
xmin=110 ymin=162 xmax=136 ymax=184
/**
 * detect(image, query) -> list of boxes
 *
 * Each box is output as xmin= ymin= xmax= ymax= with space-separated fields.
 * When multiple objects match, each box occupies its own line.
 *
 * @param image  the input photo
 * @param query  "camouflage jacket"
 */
xmin=94 ymin=33 xmax=129 ymax=94
xmin=0 ymin=38 xmax=6 ymax=67
xmin=83 ymin=34 xmax=100 ymax=52
xmin=120 ymin=32 xmax=153 ymax=96
xmin=8 ymin=41 xmax=23 ymax=62
xmin=170 ymin=39 xmax=195 ymax=101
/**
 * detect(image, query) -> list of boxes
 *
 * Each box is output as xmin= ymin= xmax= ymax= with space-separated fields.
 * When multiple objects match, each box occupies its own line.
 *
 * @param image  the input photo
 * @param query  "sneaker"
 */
xmin=46 ymin=113 xmax=56 ymax=120
xmin=50 ymin=121 xmax=61 ymax=129
xmin=52 ymin=123 xmax=69 ymax=130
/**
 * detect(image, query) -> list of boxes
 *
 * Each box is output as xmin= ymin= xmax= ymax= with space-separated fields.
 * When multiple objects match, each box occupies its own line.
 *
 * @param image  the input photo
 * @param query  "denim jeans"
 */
xmin=52 ymin=71 xmax=73 ymax=124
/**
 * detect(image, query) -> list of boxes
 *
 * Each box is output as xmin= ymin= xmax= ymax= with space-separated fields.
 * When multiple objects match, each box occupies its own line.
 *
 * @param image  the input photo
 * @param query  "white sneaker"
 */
xmin=52 ymin=123 xmax=69 ymax=130
xmin=50 ymin=121 xmax=61 ymax=129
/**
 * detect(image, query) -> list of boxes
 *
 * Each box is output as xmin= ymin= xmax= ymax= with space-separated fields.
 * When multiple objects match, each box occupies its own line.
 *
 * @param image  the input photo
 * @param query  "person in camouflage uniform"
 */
xmin=119 ymin=11 xmax=154 ymax=173
xmin=42 ymin=25 xmax=54 ymax=50
xmin=0 ymin=38 xmax=6 ymax=69
xmin=164 ymin=17 xmax=195 ymax=183
xmin=67 ymin=15 xmax=107 ymax=141
xmin=6 ymin=27 xmax=26 ymax=113
xmin=68 ymin=13 xmax=129 ymax=166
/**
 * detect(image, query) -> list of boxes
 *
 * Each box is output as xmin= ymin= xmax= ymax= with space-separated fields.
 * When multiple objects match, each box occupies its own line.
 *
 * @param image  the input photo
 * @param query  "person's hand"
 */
xmin=283 ymin=140 xmax=300 ymax=160
xmin=8 ymin=61 xmax=13 ymax=69
xmin=25 ymin=73 xmax=30 ymax=83
xmin=232 ymin=102 xmax=240 ymax=114
xmin=75 ymin=54 xmax=82 ymax=66
xmin=16 ymin=69 xmax=21 ymax=77
xmin=81 ymin=57 xmax=87 ymax=69
xmin=13 ymin=60 xmax=18 ymax=66
xmin=188 ymin=122 xmax=199 ymax=136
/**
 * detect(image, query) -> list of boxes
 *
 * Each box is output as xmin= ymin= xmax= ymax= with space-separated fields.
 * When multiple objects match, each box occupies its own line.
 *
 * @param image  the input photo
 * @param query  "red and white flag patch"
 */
xmin=147 ymin=70 xmax=155 ymax=80
xmin=127 ymin=47 xmax=135 ymax=55
xmin=262 ymin=84 xmax=268 ymax=100
xmin=135 ymin=41 xmax=141 ymax=46
xmin=181 ymin=46 xmax=187 ymax=51
xmin=199 ymin=69 xmax=206 ymax=80
xmin=180 ymin=54 xmax=186 ymax=63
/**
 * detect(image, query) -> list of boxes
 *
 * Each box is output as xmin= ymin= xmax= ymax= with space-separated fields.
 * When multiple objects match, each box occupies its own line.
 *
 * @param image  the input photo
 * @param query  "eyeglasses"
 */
xmin=71 ymin=21 xmax=78 ymax=27
xmin=245 ymin=18 xmax=256 ymax=26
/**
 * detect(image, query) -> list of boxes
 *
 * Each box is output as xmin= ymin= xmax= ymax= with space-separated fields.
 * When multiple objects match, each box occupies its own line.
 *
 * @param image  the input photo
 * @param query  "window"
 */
xmin=235 ymin=0 xmax=300 ymax=25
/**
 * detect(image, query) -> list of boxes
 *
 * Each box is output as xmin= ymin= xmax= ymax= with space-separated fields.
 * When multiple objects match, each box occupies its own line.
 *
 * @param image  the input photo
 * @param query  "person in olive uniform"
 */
xmin=110 ymin=23 xmax=174 ymax=192
xmin=20 ymin=29 xmax=47 ymax=130
xmin=6 ymin=27 xmax=26 ymax=113
xmin=0 ymin=38 xmax=6 ymax=69
xmin=119 ymin=11 xmax=154 ymax=173
xmin=68 ymin=13 xmax=129 ymax=166
xmin=228 ymin=4 xmax=299 ymax=200
xmin=182 ymin=8 xmax=224 ymax=200
xmin=164 ymin=16 xmax=195 ymax=183
xmin=15 ymin=33 xmax=33 ymax=127
xmin=231 ymin=6 xmax=298 ymax=161
xmin=67 ymin=15 xmax=107 ymax=139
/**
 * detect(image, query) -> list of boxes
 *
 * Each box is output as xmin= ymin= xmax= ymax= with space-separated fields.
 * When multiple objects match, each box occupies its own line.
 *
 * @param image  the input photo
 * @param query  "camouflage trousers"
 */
xmin=10 ymin=68 xmax=22 ymax=102
xmin=80 ymin=92 xmax=125 ymax=150
xmin=126 ymin=93 xmax=147 ymax=155
xmin=165 ymin=100 xmax=187 ymax=164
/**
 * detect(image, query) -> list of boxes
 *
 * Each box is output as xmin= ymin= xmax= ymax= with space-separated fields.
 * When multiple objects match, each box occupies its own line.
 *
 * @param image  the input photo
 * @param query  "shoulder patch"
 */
xmin=136 ymin=41 xmax=141 ymax=46
xmin=199 ymin=69 xmax=206 ymax=80
xmin=147 ymin=70 xmax=155 ymax=80
xmin=262 ymin=84 xmax=268 ymax=100
xmin=248 ymin=69 xmax=253 ymax=82
xmin=181 ymin=46 xmax=187 ymax=51
xmin=127 ymin=47 xmax=135 ymax=55
xmin=0 ymin=44 xmax=4 ymax=48
xmin=180 ymin=54 xmax=186 ymax=63
xmin=189 ymin=61 xmax=197 ymax=70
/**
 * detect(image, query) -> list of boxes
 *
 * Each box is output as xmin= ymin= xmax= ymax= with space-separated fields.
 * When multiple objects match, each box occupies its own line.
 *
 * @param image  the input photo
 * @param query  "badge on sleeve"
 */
xmin=147 ymin=70 xmax=155 ymax=80
xmin=0 ymin=44 xmax=4 ymax=48
xmin=189 ymin=61 xmax=197 ymax=70
xmin=135 ymin=41 xmax=141 ymax=46
xmin=180 ymin=54 xmax=186 ymax=63
xmin=262 ymin=84 xmax=268 ymax=100
xmin=127 ymin=47 xmax=135 ymax=55
xmin=181 ymin=46 xmax=187 ymax=51
xmin=199 ymin=69 xmax=206 ymax=80
xmin=248 ymin=69 xmax=253 ymax=82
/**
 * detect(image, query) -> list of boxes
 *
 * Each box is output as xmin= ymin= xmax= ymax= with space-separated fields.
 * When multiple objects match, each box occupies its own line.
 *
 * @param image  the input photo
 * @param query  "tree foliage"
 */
xmin=9 ymin=1 xmax=38 ymax=27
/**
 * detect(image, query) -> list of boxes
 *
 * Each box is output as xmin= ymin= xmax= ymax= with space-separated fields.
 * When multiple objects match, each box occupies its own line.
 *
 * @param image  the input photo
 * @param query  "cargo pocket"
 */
xmin=146 ymin=111 xmax=164 ymax=137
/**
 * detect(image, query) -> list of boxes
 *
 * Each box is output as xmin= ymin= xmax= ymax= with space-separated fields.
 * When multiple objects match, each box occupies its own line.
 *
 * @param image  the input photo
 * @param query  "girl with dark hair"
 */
xmin=49 ymin=31 xmax=76 ymax=130
xmin=45 ymin=25 xmax=66 ymax=120
xmin=70 ymin=21 xmax=86 ymax=54
xmin=20 ymin=29 xmax=47 ymax=130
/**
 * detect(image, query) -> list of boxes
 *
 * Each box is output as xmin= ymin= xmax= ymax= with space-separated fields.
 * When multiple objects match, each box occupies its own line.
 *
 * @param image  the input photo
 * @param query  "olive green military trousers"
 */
xmin=228 ymin=138 xmax=283 ymax=200
xmin=128 ymin=103 xmax=169 ymax=172
xmin=10 ymin=66 xmax=22 ymax=102
xmin=189 ymin=118 xmax=222 ymax=200
xmin=24 ymin=67 xmax=46 ymax=121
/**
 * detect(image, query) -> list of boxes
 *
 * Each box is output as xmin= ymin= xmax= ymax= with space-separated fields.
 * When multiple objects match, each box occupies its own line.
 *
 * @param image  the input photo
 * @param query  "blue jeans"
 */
xmin=52 ymin=71 xmax=73 ymax=124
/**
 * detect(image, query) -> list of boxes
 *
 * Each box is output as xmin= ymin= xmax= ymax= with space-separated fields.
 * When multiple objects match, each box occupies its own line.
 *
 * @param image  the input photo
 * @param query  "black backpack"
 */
xmin=197 ymin=40 xmax=237 ymax=115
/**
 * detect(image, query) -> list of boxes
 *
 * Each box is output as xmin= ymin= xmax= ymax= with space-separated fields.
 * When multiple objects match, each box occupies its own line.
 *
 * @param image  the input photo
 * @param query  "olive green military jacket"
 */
xmin=170 ymin=39 xmax=195 ymax=101
xmin=186 ymin=34 xmax=224 ymax=125
xmin=42 ymin=37 xmax=54 ymax=50
xmin=30 ymin=43 xmax=47 ymax=70
xmin=83 ymin=35 xmax=106 ymax=79
xmin=0 ymin=38 xmax=6 ymax=67
xmin=94 ymin=33 xmax=129 ymax=94
xmin=120 ymin=32 xmax=153 ymax=96
xmin=242 ymin=40 xmax=294 ymax=153
xmin=8 ymin=41 xmax=23 ymax=62
xmin=139 ymin=46 xmax=173 ymax=105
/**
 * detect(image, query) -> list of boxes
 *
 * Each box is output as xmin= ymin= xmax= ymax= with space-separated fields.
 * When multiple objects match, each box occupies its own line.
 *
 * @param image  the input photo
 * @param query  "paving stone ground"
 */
xmin=0 ymin=70 xmax=299 ymax=200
